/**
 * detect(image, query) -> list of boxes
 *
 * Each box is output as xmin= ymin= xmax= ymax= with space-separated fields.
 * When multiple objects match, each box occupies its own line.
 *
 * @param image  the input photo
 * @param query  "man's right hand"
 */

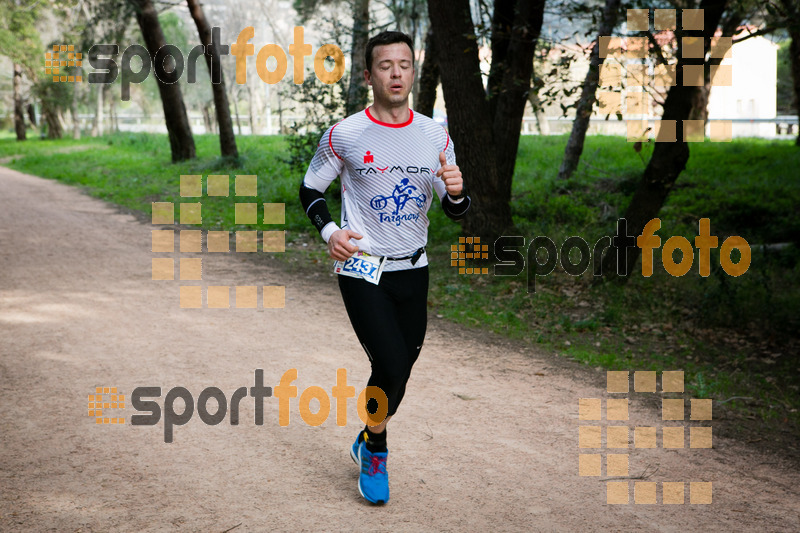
xmin=328 ymin=229 xmax=363 ymax=261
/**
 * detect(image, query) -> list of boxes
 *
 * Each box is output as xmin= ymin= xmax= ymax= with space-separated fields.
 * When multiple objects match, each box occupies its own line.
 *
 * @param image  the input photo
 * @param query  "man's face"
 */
xmin=365 ymin=42 xmax=414 ymax=107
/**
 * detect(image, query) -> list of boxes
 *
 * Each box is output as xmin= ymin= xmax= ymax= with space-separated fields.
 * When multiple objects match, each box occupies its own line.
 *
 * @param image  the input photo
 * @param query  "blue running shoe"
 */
xmin=351 ymin=432 xmax=389 ymax=504
xmin=350 ymin=431 xmax=362 ymax=464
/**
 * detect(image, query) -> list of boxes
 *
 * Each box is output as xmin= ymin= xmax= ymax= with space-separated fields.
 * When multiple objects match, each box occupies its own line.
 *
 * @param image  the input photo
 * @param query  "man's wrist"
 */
xmin=320 ymin=222 xmax=341 ymax=243
xmin=448 ymin=193 xmax=465 ymax=203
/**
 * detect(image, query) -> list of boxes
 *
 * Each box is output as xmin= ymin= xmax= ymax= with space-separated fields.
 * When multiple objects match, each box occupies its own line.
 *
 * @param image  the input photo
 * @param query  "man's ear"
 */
xmin=364 ymin=69 xmax=372 ymax=86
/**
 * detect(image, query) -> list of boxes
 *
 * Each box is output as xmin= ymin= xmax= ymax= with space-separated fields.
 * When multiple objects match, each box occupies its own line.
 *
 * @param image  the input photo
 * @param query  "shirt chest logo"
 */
xmin=370 ymin=178 xmax=425 ymax=226
xmin=354 ymin=151 xmax=435 ymax=176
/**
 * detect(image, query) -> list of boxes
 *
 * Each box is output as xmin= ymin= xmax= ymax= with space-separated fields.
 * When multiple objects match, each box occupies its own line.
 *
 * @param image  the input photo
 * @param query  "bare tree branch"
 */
xmin=732 ymin=25 xmax=778 ymax=44
xmin=645 ymin=30 xmax=669 ymax=66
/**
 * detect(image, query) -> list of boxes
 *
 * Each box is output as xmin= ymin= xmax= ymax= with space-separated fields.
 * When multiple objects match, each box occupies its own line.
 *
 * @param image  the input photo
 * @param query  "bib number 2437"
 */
xmin=334 ymin=252 xmax=386 ymax=285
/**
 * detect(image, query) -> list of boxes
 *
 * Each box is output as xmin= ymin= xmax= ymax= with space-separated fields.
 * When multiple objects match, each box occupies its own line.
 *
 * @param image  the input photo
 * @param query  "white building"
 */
xmin=532 ymin=31 xmax=782 ymax=139
xmin=707 ymin=33 xmax=779 ymax=138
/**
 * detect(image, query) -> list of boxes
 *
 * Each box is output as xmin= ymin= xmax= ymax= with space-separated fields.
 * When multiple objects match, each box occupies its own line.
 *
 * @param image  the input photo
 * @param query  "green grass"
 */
xmin=2 ymin=131 xmax=798 ymax=432
xmin=0 ymin=133 xmax=310 ymax=233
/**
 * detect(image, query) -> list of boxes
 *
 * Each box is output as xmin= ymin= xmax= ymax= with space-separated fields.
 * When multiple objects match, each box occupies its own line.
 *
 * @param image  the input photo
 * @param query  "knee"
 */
xmin=373 ymin=365 xmax=408 ymax=394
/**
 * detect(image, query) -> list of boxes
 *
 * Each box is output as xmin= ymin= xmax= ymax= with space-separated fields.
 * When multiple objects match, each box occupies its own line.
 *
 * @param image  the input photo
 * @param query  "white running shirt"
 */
xmin=302 ymin=107 xmax=456 ymax=271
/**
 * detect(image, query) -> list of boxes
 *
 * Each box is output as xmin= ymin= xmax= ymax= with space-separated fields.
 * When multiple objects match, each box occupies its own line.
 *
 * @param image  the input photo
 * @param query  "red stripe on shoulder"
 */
xmin=443 ymin=128 xmax=450 ymax=151
xmin=329 ymin=123 xmax=342 ymax=160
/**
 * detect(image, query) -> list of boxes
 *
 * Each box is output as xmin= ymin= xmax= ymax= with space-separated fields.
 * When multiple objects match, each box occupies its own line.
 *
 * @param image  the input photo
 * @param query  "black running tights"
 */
xmin=337 ymin=266 xmax=429 ymax=418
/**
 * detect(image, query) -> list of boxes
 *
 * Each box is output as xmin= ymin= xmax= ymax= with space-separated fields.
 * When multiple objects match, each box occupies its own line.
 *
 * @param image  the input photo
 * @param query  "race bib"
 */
xmin=334 ymin=252 xmax=386 ymax=285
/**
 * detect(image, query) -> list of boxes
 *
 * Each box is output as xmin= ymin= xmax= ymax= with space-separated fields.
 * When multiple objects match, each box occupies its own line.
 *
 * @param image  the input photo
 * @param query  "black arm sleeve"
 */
xmin=442 ymin=194 xmax=471 ymax=221
xmin=299 ymin=184 xmax=334 ymax=234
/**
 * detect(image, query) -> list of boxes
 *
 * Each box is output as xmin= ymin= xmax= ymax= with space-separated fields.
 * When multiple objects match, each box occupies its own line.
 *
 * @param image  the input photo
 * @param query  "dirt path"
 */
xmin=1 ymin=166 xmax=798 ymax=532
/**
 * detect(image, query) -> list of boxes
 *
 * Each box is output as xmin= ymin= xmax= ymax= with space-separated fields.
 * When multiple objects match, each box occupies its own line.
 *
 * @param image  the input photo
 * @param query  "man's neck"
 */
xmin=367 ymin=103 xmax=410 ymax=124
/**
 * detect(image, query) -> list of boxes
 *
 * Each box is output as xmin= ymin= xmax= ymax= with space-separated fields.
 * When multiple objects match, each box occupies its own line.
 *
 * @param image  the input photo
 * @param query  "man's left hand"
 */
xmin=436 ymin=152 xmax=463 ymax=198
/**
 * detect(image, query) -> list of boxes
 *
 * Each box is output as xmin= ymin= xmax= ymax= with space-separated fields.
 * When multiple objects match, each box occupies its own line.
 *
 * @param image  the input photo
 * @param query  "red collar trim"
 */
xmin=365 ymin=107 xmax=413 ymax=128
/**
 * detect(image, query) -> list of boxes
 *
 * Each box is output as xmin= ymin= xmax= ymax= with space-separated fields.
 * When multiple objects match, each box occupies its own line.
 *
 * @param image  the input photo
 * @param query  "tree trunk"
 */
xmin=43 ymin=106 xmax=63 ymax=139
xmin=416 ymin=26 xmax=439 ymax=118
xmin=71 ymin=87 xmax=81 ymax=139
xmin=58 ymin=110 xmax=67 ymax=135
xmin=490 ymin=0 xmax=545 ymax=218
xmin=202 ymin=102 xmax=213 ymax=134
xmin=186 ymin=0 xmax=238 ymax=157
xmin=13 ymin=63 xmax=26 ymax=141
xmin=485 ymin=0 xmax=515 ymax=120
xmin=247 ymin=84 xmax=257 ymax=135
xmin=428 ymin=0 xmax=545 ymax=237
xmin=557 ymin=0 xmax=621 ymax=180
xmin=599 ymin=0 xmax=728 ymax=279
xmin=27 ymin=103 xmax=37 ymax=127
xmin=232 ymin=92 xmax=242 ymax=135
xmin=788 ymin=20 xmax=800 ymax=146
xmin=428 ymin=0 xmax=544 ymax=238
xmin=429 ymin=0 xmax=508 ymax=238
xmin=278 ymin=90 xmax=284 ymax=134
xmin=92 ymin=84 xmax=104 ymax=137
xmin=254 ymin=85 xmax=264 ymax=135
xmin=109 ymin=96 xmax=118 ymax=132
xmin=346 ymin=0 xmax=370 ymax=117
xmin=265 ymin=85 xmax=273 ymax=134
xmin=528 ymin=88 xmax=550 ymax=135
xmin=40 ymin=87 xmax=63 ymax=140
xmin=130 ymin=0 xmax=196 ymax=161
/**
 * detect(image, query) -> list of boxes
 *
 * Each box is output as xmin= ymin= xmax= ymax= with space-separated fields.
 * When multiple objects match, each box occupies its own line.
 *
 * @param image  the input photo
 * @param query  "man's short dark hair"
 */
xmin=365 ymin=31 xmax=414 ymax=73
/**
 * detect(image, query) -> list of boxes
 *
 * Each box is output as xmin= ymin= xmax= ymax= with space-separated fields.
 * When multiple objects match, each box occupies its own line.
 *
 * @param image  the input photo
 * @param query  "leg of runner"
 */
xmin=340 ymin=266 xmax=429 ymax=504
xmin=339 ymin=267 xmax=428 ymax=420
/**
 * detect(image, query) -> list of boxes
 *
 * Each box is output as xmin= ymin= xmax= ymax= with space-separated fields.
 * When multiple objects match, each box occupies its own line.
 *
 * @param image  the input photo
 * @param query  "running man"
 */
xmin=299 ymin=31 xmax=471 ymax=504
